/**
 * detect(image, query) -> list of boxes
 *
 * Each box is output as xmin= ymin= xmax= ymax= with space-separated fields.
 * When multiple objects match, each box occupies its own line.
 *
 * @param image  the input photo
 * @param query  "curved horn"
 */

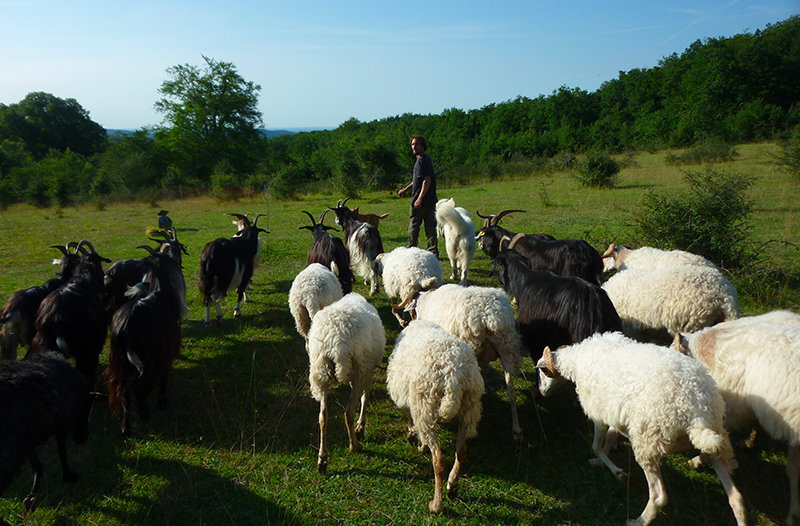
xmin=341 ymin=197 xmax=351 ymax=207
xmin=251 ymin=213 xmax=267 ymax=228
xmin=475 ymin=210 xmax=495 ymax=229
xmin=135 ymin=245 xmax=157 ymax=255
xmin=601 ymin=243 xmax=616 ymax=258
xmin=336 ymin=199 xmax=343 ymax=208
xmin=493 ymin=209 xmax=526 ymax=226
xmin=508 ymin=233 xmax=526 ymax=251
xmin=318 ymin=208 xmax=330 ymax=225
xmin=499 ymin=235 xmax=512 ymax=252
xmin=394 ymin=288 xmax=420 ymax=310
xmin=301 ymin=210 xmax=317 ymax=226
xmin=76 ymin=239 xmax=96 ymax=254
xmin=227 ymin=212 xmax=251 ymax=228
xmin=50 ymin=245 xmax=71 ymax=257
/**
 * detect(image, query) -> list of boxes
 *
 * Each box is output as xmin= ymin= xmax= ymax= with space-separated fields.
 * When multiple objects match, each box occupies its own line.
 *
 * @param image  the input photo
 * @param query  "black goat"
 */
xmin=104 ymin=228 xmax=188 ymax=316
xmin=0 ymin=351 xmax=91 ymax=516
xmin=199 ymin=213 xmax=268 ymax=326
xmin=476 ymin=209 xmax=603 ymax=286
xmin=492 ymin=239 xmax=621 ymax=362
xmin=329 ymin=198 xmax=384 ymax=295
xmin=29 ymin=240 xmax=111 ymax=390
xmin=301 ymin=209 xmax=353 ymax=294
xmin=1 ymin=244 xmax=80 ymax=360
xmin=107 ymin=245 xmax=187 ymax=437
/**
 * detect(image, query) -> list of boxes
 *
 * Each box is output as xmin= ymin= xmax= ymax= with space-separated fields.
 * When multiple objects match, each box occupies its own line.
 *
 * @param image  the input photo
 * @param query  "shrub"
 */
xmin=665 ymin=139 xmax=739 ymax=166
xmin=770 ymin=132 xmax=800 ymax=179
xmin=636 ymin=167 xmax=755 ymax=268
xmin=573 ymin=151 xmax=619 ymax=188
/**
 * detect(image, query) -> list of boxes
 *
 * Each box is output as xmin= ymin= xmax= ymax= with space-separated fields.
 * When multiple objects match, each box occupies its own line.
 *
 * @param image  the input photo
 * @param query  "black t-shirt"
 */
xmin=412 ymin=153 xmax=437 ymax=207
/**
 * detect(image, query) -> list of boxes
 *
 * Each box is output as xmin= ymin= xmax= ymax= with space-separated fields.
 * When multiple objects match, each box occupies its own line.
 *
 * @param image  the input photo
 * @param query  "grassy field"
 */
xmin=0 ymin=142 xmax=798 ymax=525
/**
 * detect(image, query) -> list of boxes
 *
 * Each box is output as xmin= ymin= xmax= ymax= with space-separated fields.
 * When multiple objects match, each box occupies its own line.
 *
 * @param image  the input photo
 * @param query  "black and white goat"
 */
xmin=301 ymin=209 xmax=353 ymax=294
xmin=29 ymin=240 xmax=111 ymax=389
xmin=329 ymin=198 xmax=384 ymax=295
xmin=1 ymin=244 xmax=80 ymax=360
xmin=103 ymin=228 xmax=188 ymax=316
xmin=492 ymin=237 xmax=622 ymax=362
xmin=0 ymin=351 xmax=91 ymax=516
xmin=107 ymin=245 xmax=187 ymax=437
xmin=199 ymin=213 xmax=268 ymax=326
xmin=476 ymin=209 xmax=604 ymax=286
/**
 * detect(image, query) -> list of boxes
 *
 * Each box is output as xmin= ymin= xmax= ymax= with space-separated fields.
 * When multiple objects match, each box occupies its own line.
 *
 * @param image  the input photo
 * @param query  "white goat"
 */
xmin=306 ymin=293 xmax=385 ymax=474
xmin=601 ymin=243 xmax=717 ymax=273
xmin=373 ymin=246 xmax=442 ymax=326
xmin=674 ymin=318 xmax=800 ymax=526
xmin=601 ymin=264 xmax=739 ymax=341
xmin=387 ymin=320 xmax=484 ymax=513
xmin=537 ymin=331 xmax=747 ymax=526
xmin=412 ymin=284 xmax=523 ymax=447
xmin=435 ymin=198 xmax=476 ymax=285
xmin=288 ymin=264 xmax=344 ymax=346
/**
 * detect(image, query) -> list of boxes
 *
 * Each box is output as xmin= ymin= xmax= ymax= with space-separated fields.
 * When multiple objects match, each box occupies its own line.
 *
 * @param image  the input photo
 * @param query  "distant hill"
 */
xmin=106 ymin=128 xmax=328 ymax=139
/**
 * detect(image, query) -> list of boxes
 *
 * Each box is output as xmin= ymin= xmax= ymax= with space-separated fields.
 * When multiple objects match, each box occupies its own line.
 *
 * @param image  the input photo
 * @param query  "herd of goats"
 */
xmin=1 ymin=196 xmax=799 ymax=525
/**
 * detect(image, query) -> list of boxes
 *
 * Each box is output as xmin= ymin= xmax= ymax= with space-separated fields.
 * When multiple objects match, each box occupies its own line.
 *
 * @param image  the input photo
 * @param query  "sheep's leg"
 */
xmin=317 ymin=391 xmax=328 ymax=474
xmin=589 ymin=421 xmax=628 ymax=483
xmin=405 ymin=409 xmax=420 ymax=448
xmin=344 ymin=385 xmax=363 ymax=453
xmin=628 ymin=462 xmax=667 ymax=526
xmin=459 ymin=265 xmax=468 ymax=287
xmin=787 ymin=444 xmax=800 ymax=526
xmin=446 ymin=421 xmax=467 ymax=499
xmin=56 ymin=432 xmax=79 ymax=482
xmin=428 ymin=437 xmax=445 ymax=513
xmin=449 ymin=258 xmax=458 ymax=282
xmin=710 ymin=456 xmax=747 ymax=526
xmin=499 ymin=352 xmax=523 ymax=448
xmin=354 ymin=388 xmax=369 ymax=442
xmin=23 ymin=449 xmax=44 ymax=512
xmin=391 ymin=306 xmax=408 ymax=328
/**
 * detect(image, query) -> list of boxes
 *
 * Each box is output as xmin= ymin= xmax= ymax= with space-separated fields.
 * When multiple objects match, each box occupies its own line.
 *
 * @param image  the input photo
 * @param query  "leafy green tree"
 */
xmin=0 ymin=92 xmax=106 ymax=160
xmin=154 ymin=56 xmax=264 ymax=181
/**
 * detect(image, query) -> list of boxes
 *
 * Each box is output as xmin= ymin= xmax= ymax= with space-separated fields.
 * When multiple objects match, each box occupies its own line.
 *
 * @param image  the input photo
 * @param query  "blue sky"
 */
xmin=1 ymin=1 xmax=797 ymax=130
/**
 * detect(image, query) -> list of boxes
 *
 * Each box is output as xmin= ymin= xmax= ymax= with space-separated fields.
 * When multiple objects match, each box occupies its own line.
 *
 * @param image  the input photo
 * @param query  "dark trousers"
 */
xmin=408 ymin=205 xmax=438 ymax=255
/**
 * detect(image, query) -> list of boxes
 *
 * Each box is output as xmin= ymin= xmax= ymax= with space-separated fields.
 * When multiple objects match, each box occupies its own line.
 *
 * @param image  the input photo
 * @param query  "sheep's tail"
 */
xmin=689 ymin=423 xmax=737 ymax=471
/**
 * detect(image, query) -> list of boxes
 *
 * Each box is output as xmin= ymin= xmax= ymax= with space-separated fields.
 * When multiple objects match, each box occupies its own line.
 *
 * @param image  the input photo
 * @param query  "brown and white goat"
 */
xmin=350 ymin=206 xmax=389 ymax=230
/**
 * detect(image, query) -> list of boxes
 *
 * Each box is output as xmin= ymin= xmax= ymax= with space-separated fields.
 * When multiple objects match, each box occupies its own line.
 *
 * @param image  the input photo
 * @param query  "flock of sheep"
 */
xmin=1 ymin=199 xmax=799 ymax=525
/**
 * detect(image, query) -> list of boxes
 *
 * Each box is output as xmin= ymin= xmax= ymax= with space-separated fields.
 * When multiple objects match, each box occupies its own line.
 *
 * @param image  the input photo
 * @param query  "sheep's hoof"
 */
xmin=317 ymin=459 xmax=327 ymax=475
xmin=62 ymin=470 xmax=80 ymax=483
xmin=23 ymin=493 xmax=38 ymax=513
xmin=350 ymin=441 xmax=363 ymax=453
xmin=407 ymin=431 xmax=418 ymax=446
xmin=446 ymin=482 xmax=459 ymax=499
xmin=428 ymin=498 xmax=443 ymax=513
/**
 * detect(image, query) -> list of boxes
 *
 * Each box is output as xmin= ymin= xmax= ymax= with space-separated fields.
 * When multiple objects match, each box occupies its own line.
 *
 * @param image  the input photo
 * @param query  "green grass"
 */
xmin=1 ymin=142 xmax=798 ymax=525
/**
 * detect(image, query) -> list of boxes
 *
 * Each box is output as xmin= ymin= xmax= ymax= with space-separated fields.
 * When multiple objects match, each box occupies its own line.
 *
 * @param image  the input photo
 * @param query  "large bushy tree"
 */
xmin=154 ymin=55 xmax=264 ymax=181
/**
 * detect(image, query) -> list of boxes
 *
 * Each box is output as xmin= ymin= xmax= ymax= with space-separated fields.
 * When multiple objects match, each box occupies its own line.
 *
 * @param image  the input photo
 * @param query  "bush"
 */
xmin=636 ymin=167 xmax=755 ymax=268
xmin=573 ymin=151 xmax=619 ymax=188
xmin=770 ymin=133 xmax=800 ymax=179
xmin=665 ymin=139 xmax=739 ymax=166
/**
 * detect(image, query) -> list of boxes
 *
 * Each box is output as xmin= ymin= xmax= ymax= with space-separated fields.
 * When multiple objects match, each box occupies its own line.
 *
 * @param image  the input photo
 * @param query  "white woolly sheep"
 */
xmin=435 ymin=198 xmax=476 ymax=286
xmin=373 ymin=246 xmax=442 ymax=326
xmin=537 ymin=331 xmax=747 ymax=526
xmin=674 ymin=318 xmax=800 ymax=526
xmin=601 ymin=243 xmax=717 ymax=273
xmin=306 ymin=293 xmax=385 ymax=474
xmin=288 ymin=263 xmax=344 ymax=347
xmin=601 ymin=264 xmax=739 ymax=342
xmin=387 ymin=319 xmax=484 ymax=513
xmin=412 ymin=284 xmax=524 ymax=447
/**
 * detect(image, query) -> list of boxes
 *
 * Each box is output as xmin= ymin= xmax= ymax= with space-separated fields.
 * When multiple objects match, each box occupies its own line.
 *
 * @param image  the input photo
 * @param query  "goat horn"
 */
xmin=499 ymin=235 xmax=512 ymax=252
xmin=76 ymin=239 xmax=96 ymax=254
xmin=136 ymin=245 xmax=157 ymax=255
xmin=475 ymin=210 xmax=494 ymax=229
xmin=227 ymin=213 xmax=251 ymax=227
xmin=341 ymin=197 xmax=351 ymax=207
xmin=508 ymin=233 xmax=525 ymax=251
xmin=301 ymin=210 xmax=317 ymax=226
xmin=50 ymin=245 xmax=71 ymax=256
xmin=251 ymin=213 xmax=267 ymax=227
xmin=493 ymin=209 xmax=526 ymax=226
xmin=601 ymin=243 xmax=616 ymax=258
xmin=319 ymin=208 xmax=330 ymax=224
xmin=394 ymin=289 xmax=420 ymax=310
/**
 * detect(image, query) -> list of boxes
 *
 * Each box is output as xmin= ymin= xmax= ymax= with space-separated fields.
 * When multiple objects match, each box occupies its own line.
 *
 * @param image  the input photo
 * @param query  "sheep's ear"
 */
xmin=535 ymin=346 xmax=558 ymax=377
xmin=601 ymin=243 xmax=616 ymax=258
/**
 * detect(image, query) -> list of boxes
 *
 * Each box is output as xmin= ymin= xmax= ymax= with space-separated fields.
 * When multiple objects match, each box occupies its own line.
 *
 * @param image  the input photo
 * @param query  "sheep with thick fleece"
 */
xmin=601 ymin=264 xmax=738 ymax=342
xmin=435 ymin=198 xmax=476 ymax=286
xmin=674 ymin=319 xmax=800 ymax=526
xmin=306 ymin=293 xmax=385 ymax=474
xmin=601 ymin=243 xmax=717 ymax=273
xmin=373 ymin=246 xmax=442 ymax=326
xmin=537 ymin=332 xmax=746 ymax=526
xmin=288 ymin=263 xmax=343 ymax=346
xmin=387 ymin=320 xmax=484 ymax=513
xmin=412 ymin=284 xmax=523 ymax=446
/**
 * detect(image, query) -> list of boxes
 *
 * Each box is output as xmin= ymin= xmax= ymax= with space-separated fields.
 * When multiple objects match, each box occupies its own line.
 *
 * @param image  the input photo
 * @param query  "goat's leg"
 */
xmin=589 ymin=420 xmax=628 ymax=482
xmin=56 ymin=432 xmax=79 ymax=482
xmin=787 ymin=444 xmax=800 ymax=526
xmin=344 ymin=385 xmax=363 ymax=453
xmin=233 ymin=289 xmax=244 ymax=318
xmin=710 ymin=456 xmax=747 ymax=526
xmin=628 ymin=461 xmax=667 ymax=526
xmin=23 ymin=449 xmax=44 ymax=512
xmin=428 ymin=436 xmax=445 ymax=513
xmin=446 ymin=420 xmax=467 ymax=499
xmin=317 ymin=391 xmax=328 ymax=474
xmin=120 ymin=383 xmax=133 ymax=437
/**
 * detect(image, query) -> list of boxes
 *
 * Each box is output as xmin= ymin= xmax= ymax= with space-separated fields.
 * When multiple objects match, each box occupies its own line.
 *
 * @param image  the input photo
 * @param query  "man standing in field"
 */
xmin=398 ymin=135 xmax=439 ymax=257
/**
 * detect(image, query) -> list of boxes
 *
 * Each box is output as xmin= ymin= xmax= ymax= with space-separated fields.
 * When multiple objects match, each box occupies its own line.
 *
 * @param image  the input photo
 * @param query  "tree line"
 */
xmin=1 ymin=17 xmax=799 ymax=208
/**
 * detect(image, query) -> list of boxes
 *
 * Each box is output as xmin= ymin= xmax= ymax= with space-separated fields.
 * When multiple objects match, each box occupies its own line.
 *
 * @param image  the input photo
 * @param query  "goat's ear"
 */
xmin=601 ymin=243 xmax=616 ymax=258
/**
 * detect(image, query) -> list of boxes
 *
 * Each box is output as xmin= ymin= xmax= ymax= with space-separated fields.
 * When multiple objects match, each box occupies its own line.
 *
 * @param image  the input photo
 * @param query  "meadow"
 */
xmin=0 ymin=142 xmax=798 ymax=525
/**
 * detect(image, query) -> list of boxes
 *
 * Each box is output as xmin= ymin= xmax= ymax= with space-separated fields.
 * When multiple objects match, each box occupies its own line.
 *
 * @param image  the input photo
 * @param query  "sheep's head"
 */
xmin=535 ymin=346 xmax=567 ymax=397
